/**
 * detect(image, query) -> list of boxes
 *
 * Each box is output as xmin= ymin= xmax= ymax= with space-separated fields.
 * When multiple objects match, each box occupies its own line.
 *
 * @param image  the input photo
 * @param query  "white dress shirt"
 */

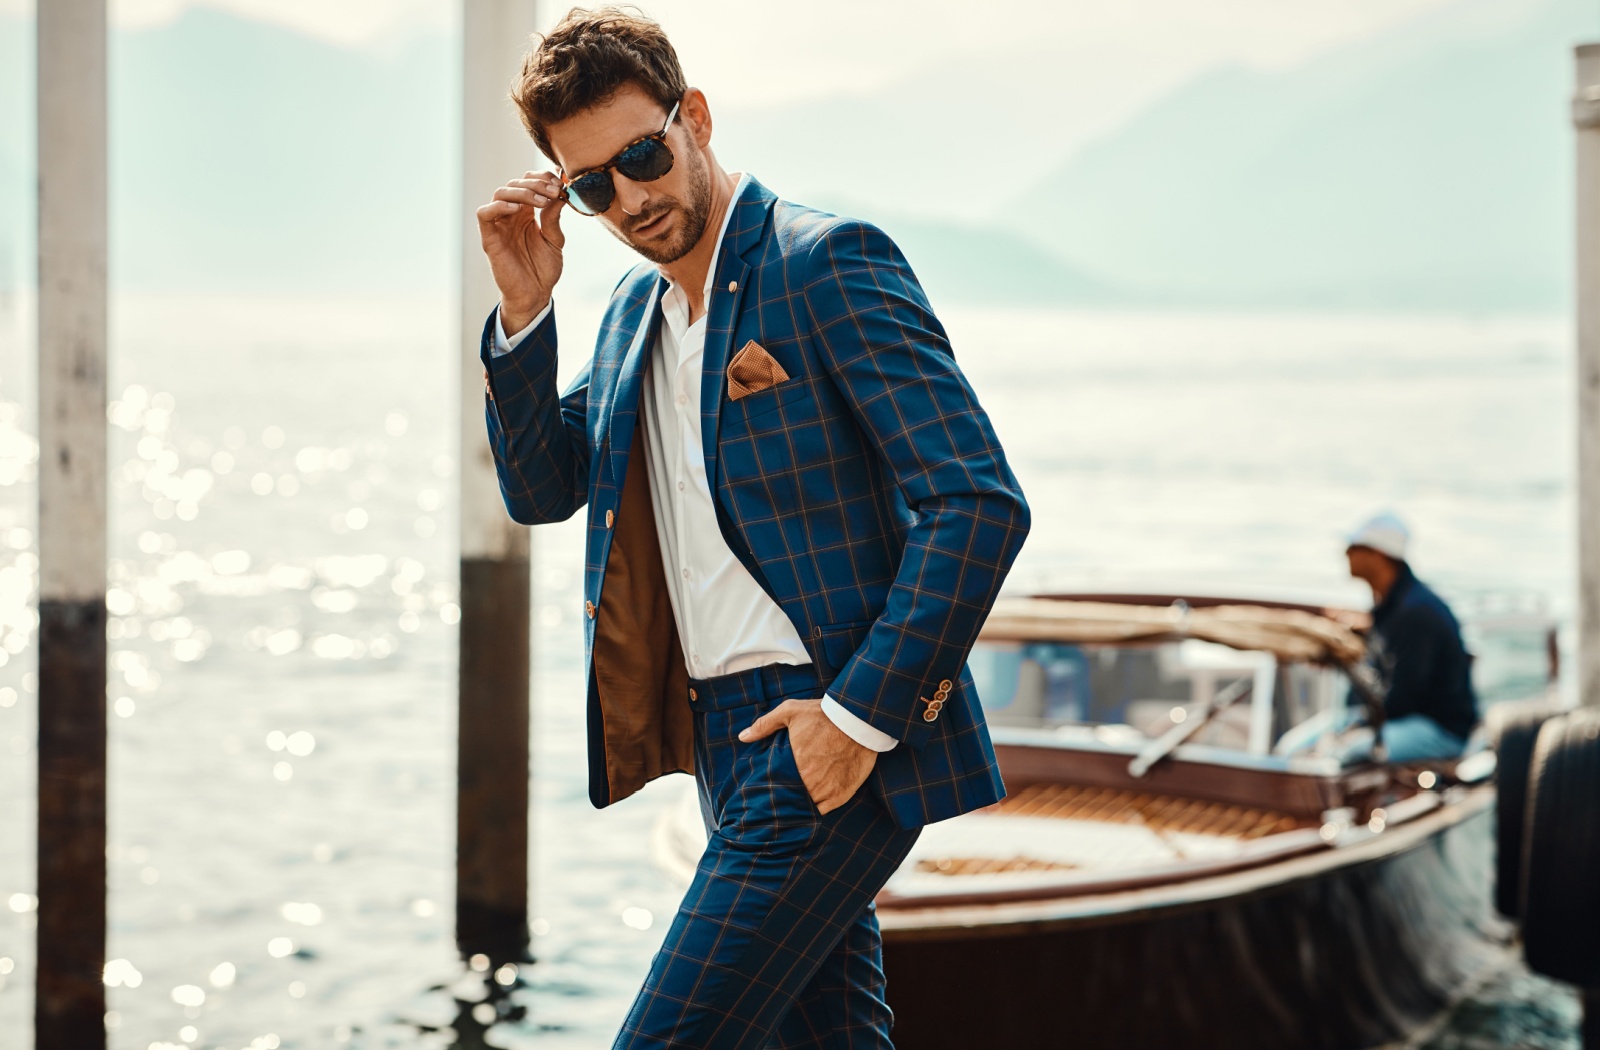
xmin=494 ymin=174 xmax=895 ymax=752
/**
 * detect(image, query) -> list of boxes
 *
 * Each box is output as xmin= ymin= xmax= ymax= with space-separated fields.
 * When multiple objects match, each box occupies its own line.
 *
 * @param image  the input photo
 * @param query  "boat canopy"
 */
xmin=979 ymin=598 xmax=1366 ymax=666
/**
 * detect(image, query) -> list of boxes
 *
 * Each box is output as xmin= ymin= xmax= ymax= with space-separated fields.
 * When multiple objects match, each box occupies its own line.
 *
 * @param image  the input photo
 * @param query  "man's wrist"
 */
xmin=821 ymin=695 xmax=898 ymax=752
xmin=499 ymin=299 xmax=549 ymax=335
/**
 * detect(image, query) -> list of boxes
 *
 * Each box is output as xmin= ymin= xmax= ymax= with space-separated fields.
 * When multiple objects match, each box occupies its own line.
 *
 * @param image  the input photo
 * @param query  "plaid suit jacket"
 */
xmin=481 ymin=177 xmax=1030 ymax=828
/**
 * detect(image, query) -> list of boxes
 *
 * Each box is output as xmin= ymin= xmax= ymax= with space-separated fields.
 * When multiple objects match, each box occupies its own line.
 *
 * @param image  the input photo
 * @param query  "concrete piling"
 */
xmin=456 ymin=0 xmax=540 ymax=960
xmin=1577 ymin=43 xmax=1600 ymax=711
xmin=34 ymin=0 xmax=109 ymax=1045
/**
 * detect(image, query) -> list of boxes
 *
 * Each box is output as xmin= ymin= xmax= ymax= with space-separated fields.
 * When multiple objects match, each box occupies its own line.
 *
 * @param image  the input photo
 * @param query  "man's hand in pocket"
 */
xmin=739 ymin=699 xmax=876 ymax=815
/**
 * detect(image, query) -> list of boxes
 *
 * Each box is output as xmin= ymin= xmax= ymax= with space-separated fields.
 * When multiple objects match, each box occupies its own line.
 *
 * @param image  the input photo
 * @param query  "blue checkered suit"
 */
xmin=482 ymin=177 xmax=1030 ymax=831
xmin=483 ymin=177 xmax=1029 ymax=1047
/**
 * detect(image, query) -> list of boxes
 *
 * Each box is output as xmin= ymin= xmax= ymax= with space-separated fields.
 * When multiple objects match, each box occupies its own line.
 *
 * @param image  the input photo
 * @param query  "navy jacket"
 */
xmin=481 ymin=178 xmax=1030 ymax=828
xmin=1368 ymin=564 xmax=1478 ymax=741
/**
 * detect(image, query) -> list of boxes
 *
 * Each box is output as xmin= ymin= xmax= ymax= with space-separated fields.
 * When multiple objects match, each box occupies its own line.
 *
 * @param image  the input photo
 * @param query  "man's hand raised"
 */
xmin=476 ymin=170 xmax=567 ymax=333
xmin=739 ymin=699 xmax=878 ymax=815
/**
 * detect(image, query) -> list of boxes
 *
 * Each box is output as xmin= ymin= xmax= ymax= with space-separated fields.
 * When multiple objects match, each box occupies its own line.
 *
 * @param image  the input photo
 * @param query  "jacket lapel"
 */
xmin=700 ymin=180 xmax=777 ymax=489
xmin=607 ymin=274 xmax=666 ymax=490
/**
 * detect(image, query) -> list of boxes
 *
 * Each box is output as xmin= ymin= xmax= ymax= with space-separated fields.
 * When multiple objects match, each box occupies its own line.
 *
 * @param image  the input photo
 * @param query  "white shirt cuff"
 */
xmin=492 ymin=301 xmax=552 ymax=358
xmin=822 ymin=695 xmax=897 ymax=752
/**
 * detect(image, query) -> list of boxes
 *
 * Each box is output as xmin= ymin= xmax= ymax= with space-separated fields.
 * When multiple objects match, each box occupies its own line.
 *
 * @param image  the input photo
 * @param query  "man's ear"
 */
xmin=679 ymin=87 xmax=713 ymax=150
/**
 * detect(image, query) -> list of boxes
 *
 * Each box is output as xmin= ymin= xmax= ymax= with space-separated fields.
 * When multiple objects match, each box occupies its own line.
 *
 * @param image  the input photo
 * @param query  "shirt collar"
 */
xmin=660 ymin=172 xmax=752 ymax=337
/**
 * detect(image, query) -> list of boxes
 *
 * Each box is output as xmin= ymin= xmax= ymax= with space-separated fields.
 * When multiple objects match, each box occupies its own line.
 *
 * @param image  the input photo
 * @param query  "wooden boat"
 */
xmin=652 ymin=590 xmax=1560 ymax=1050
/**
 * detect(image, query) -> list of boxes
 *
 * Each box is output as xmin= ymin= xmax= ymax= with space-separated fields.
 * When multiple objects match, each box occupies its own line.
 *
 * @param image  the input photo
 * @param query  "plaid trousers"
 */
xmin=615 ymin=663 xmax=921 ymax=1049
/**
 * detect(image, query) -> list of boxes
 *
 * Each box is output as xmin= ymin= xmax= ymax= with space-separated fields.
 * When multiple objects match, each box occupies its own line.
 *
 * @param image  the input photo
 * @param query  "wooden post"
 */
xmin=457 ymin=0 xmax=539 ymax=961
xmin=1579 ymin=44 xmax=1600 ymax=709
xmin=35 ymin=0 xmax=108 ymax=1045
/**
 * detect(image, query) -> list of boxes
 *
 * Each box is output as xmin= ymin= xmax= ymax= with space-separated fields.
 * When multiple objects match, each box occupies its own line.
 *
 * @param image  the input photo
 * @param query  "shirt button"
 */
xmin=682 ymin=568 xmax=691 ymax=579
xmin=677 ymin=480 xmax=685 ymax=491
xmin=676 ymin=393 xmax=688 ymax=406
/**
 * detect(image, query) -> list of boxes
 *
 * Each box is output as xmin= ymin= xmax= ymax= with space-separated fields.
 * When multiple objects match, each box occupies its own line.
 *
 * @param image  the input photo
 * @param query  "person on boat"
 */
xmin=473 ymin=9 xmax=1030 ymax=1047
xmin=1343 ymin=512 xmax=1478 ymax=762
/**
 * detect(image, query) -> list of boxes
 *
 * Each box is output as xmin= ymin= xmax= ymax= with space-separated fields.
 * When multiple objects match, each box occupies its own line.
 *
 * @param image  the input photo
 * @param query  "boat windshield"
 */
xmin=969 ymin=639 xmax=1347 ymax=754
xmin=970 ymin=613 xmax=1558 ymax=752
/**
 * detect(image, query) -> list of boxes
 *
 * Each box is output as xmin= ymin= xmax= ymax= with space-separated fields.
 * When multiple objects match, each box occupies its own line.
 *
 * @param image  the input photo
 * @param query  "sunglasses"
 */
xmin=559 ymin=101 xmax=680 ymax=216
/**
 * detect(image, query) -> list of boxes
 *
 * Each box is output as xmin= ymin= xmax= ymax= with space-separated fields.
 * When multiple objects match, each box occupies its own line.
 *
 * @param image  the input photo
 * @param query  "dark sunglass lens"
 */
xmin=567 ymin=172 xmax=613 ymax=215
xmin=613 ymin=138 xmax=674 ymax=183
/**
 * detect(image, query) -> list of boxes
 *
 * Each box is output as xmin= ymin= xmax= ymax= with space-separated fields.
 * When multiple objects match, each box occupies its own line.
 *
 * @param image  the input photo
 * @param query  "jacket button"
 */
xmin=605 ymin=509 xmax=614 ymax=528
xmin=584 ymin=600 xmax=595 ymax=619
xmin=938 ymin=679 xmax=953 ymax=692
xmin=923 ymin=709 xmax=938 ymax=722
xmin=728 ymin=280 xmax=738 ymax=293
xmin=689 ymin=688 xmax=698 ymax=701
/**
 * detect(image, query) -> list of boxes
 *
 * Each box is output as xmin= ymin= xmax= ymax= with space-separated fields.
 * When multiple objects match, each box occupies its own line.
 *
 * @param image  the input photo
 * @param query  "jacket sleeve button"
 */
xmin=938 ymin=679 xmax=953 ymax=692
xmin=922 ymin=709 xmax=938 ymax=722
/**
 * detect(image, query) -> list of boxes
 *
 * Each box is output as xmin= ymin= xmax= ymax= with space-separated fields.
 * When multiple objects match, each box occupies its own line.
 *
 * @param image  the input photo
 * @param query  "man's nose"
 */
xmin=614 ymin=174 xmax=651 ymax=216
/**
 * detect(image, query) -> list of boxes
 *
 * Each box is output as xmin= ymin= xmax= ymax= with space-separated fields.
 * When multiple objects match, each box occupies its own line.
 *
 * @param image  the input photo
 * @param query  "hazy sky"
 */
xmin=35 ymin=0 xmax=1465 ymax=109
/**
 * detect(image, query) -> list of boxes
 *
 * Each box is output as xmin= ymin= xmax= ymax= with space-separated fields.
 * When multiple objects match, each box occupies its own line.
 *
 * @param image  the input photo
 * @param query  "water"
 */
xmin=0 ymin=292 xmax=1584 ymax=1048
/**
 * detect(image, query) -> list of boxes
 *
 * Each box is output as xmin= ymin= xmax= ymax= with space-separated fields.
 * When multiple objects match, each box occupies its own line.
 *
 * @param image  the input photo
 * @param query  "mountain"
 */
xmin=1007 ymin=0 xmax=1600 ymax=311
xmin=0 ymin=8 xmax=1110 ymax=305
xmin=0 ymin=9 xmax=456 ymax=296
xmin=810 ymin=196 xmax=1113 ymax=306
xmin=109 ymin=9 xmax=455 ymax=294
xmin=4 ymin=0 xmax=1595 ymax=311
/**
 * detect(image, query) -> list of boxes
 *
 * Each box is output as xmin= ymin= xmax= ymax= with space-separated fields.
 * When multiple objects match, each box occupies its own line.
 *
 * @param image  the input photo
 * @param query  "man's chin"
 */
xmin=629 ymin=224 xmax=695 ymax=265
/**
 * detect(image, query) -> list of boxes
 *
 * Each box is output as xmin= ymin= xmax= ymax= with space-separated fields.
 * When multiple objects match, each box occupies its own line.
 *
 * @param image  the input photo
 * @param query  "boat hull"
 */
xmin=881 ymin=795 xmax=1503 ymax=1050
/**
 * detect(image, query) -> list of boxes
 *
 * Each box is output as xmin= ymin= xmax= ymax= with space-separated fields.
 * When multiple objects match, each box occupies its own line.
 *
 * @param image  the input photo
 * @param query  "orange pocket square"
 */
xmin=726 ymin=340 xmax=791 ymax=401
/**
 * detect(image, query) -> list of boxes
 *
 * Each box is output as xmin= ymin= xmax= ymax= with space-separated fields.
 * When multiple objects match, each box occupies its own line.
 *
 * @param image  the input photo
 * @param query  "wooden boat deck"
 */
xmin=903 ymin=782 xmax=1313 ymax=881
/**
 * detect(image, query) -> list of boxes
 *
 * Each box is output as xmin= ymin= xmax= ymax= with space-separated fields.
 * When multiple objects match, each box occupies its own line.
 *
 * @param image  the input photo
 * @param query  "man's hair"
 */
xmin=511 ymin=6 xmax=687 ymax=164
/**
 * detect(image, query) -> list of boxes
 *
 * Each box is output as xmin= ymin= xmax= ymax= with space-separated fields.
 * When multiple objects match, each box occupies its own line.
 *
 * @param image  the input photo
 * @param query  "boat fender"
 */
xmin=1520 ymin=707 xmax=1600 ymax=986
xmin=1487 ymin=698 xmax=1565 ymax=919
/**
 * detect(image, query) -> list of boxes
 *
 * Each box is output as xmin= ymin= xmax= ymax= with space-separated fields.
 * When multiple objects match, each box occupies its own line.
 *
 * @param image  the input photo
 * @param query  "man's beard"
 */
xmin=609 ymin=146 xmax=712 ymax=265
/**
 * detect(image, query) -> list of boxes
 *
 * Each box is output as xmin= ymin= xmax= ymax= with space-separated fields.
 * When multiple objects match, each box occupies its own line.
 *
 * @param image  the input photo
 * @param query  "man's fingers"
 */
xmin=738 ymin=700 xmax=794 ymax=742
xmin=738 ymin=714 xmax=773 ymax=742
xmin=508 ymin=176 xmax=562 ymax=192
xmin=541 ymin=196 xmax=566 ymax=250
xmin=493 ymin=185 xmax=558 ymax=208
xmin=477 ymin=200 xmax=529 ymax=223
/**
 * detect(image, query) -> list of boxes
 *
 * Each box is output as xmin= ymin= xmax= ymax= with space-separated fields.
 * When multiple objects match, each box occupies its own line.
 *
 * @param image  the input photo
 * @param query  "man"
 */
xmin=474 ymin=9 xmax=1029 ymax=1048
xmin=1343 ymin=511 xmax=1477 ymax=762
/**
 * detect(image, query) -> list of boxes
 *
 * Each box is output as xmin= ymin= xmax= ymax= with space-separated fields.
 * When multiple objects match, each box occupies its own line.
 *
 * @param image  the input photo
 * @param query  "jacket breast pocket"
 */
xmin=727 ymin=379 xmax=817 ymax=430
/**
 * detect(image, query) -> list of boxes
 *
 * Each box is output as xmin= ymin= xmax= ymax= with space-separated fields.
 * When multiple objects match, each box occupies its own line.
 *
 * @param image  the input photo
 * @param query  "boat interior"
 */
xmin=875 ymin=591 xmax=1557 ymax=910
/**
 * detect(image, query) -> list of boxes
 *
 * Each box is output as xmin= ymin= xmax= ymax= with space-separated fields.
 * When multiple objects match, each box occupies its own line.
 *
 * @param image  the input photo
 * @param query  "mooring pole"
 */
xmin=1579 ymin=43 xmax=1600 ymax=712
xmin=457 ymin=0 xmax=539 ymax=961
xmin=35 ymin=0 xmax=109 ymax=1045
